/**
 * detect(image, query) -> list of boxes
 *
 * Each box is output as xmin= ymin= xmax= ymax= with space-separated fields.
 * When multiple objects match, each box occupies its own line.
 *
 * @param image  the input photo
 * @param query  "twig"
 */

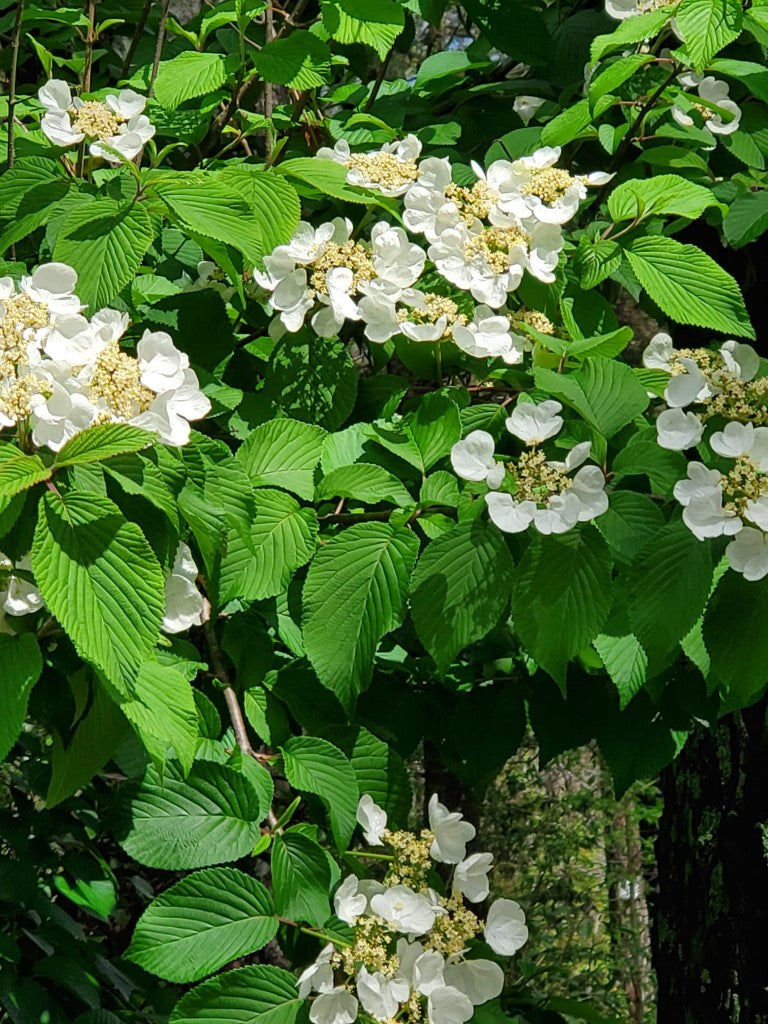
xmin=7 ymin=0 xmax=24 ymax=174
xmin=120 ymin=0 xmax=153 ymax=77
xmin=365 ymin=48 xmax=393 ymax=111
xmin=605 ymin=67 xmax=678 ymax=179
xmin=148 ymin=0 xmax=173 ymax=98
xmin=263 ymin=0 xmax=275 ymax=156
xmin=82 ymin=0 xmax=97 ymax=93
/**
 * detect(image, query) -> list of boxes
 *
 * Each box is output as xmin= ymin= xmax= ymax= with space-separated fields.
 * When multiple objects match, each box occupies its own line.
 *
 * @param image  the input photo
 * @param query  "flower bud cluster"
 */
xmin=255 ymin=138 xmax=611 ymax=366
xmin=450 ymin=400 xmax=608 ymax=535
xmin=299 ymin=794 xmax=528 ymax=1024
xmin=0 ymin=263 xmax=210 ymax=452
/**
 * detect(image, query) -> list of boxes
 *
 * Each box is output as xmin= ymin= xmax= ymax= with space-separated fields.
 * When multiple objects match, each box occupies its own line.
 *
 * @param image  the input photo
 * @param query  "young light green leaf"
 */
xmin=54 ymin=424 xmax=155 ymax=468
xmin=236 ymin=419 xmax=326 ymax=500
xmin=254 ymin=31 xmax=332 ymax=89
xmin=723 ymin=190 xmax=768 ymax=248
xmin=316 ymin=464 xmax=413 ymax=507
xmin=120 ymin=661 xmax=199 ymax=775
xmin=608 ymin=174 xmax=723 ymax=222
xmin=153 ymin=52 xmax=228 ymax=110
xmin=675 ymin=0 xmax=742 ymax=69
xmin=0 ymin=444 xmax=51 ymax=498
xmin=321 ymin=0 xmax=405 ymax=59
xmin=281 ymin=735 xmax=359 ymax=849
xmin=128 ymin=868 xmax=278 ymax=983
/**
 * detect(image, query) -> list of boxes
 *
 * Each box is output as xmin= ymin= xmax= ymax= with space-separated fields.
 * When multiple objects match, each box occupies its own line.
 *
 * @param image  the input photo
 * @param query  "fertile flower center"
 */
xmin=397 ymin=293 xmax=466 ymax=335
xmin=89 ymin=340 xmax=152 ymax=418
xmin=444 ymin=180 xmax=499 ymax=222
xmin=512 ymin=448 xmax=571 ymax=503
xmin=671 ymin=348 xmax=768 ymax=425
xmin=521 ymin=166 xmax=574 ymax=205
xmin=721 ymin=456 xmax=768 ymax=513
xmin=0 ymin=294 xmax=50 ymax=370
xmin=347 ymin=152 xmax=419 ymax=191
xmin=0 ymin=373 xmax=46 ymax=422
xmin=310 ymin=241 xmax=375 ymax=294
xmin=512 ymin=309 xmax=555 ymax=334
xmin=71 ymin=100 xmax=120 ymax=139
xmin=427 ymin=893 xmax=482 ymax=957
xmin=465 ymin=226 xmax=529 ymax=273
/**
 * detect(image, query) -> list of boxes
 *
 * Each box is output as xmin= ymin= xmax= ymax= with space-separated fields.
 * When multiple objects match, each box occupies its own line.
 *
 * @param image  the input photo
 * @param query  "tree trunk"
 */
xmin=652 ymin=700 xmax=768 ymax=1023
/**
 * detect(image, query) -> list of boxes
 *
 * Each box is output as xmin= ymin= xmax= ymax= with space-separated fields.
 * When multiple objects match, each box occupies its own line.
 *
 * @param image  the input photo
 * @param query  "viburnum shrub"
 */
xmin=3 ymin=0 xmax=768 ymax=1019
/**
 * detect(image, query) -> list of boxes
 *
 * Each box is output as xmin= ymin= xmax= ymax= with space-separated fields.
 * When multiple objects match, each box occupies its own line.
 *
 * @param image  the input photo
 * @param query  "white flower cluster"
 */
xmin=671 ymin=73 xmax=741 ymax=140
xmin=451 ymin=401 xmax=608 ymax=535
xmin=255 ymin=138 xmax=611 ymax=365
xmin=0 ymin=263 xmax=210 ymax=451
xmin=38 ymin=79 xmax=155 ymax=163
xmin=300 ymin=794 xmax=527 ymax=1024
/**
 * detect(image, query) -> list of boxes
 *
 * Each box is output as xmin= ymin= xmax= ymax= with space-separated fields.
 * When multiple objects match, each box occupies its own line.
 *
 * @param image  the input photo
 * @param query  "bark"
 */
xmin=652 ymin=700 xmax=768 ymax=1023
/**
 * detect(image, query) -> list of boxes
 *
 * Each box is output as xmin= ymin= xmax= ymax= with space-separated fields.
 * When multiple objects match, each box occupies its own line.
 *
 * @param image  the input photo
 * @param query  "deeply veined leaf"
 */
xmin=511 ymin=527 xmax=614 ymax=689
xmin=411 ymin=520 xmax=514 ymax=673
xmin=405 ymin=392 xmax=462 ymax=471
xmin=595 ymin=491 xmax=665 ymax=563
xmin=703 ymin=569 xmax=768 ymax=704
xmin=31 ymin=491 xmax=164 ymax=693
xmin=276 ymin=157 xmax=375 ymax=204
xmin=54 ymin=424 xmax=155 ymax=468
xmin=153 ymin=52 xmax=228 ymax=110
xmin=213 ymin=167 xmax=301 ymax=257
xmin=0 ymin=634 xmax=43 ymax=762
xmin=625 ymin=236 xmax=754 ymax=338
xmin=128 ymin=868 xmax=278 ymax=983
xmin=608 ymin=174 xmax=722 ymax=222
xmin=271 ymin=832 xmax=332 ymax=927
xmin=262 ymin=334 xmax=358 ymax=431
xmin=218 ymin=489 xmax=318 ymax=605
xmin=302 ymin=522 xmax=419 ymax=709
xmin=316 ymin=464 xmax=413 ymax=507
xmin=323 ymin=725 xmax=412 ymax=825
xmin=120 ymin=661 xmax=199 ymax=775
xmin=170 ymin=965 xmax=301 ymax=1024
xmin=254 ymin=31 xmax=332 ymax=89
xmin=0 ymin=444 xmax=51 ymax=498
xmin=593 ymin=633 xmax=648 ymax=709
xmin=236 ymin=419 xmax=326 ymax=500
xmin=675 ymin=0 xmax=742 ymax=69
xmin=154 ymin=177 xmax=264 ymax=264
xmin=590 ymin=7 xmax=673 ymax=61
xmin=723 ymin=190 xmax=768 ymax=247
xmin=120 ymin=761 xmax=267 ymax=869
xmin=281 ymin=736 xmax=359 ymax=849
xmin=534 ymin=359 xmax=648 ymax=439
xmin=321 ymin=0 xmax=405 ymax=58
xmin=53 ymin=199 xmax=154 ymax=310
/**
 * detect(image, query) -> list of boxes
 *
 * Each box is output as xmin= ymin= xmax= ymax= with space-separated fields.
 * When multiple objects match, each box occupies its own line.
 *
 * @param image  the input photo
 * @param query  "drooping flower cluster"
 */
xmin=38 ymin=79 xmax=155 ymax=163
xmin=450 ymin=400 xmax=609 ymax=535
xmin=255 ymin=138 xmax=611 ymax=365
xmin=0 ymin=263 xmax=210 ymax=451
xmin=299 ymin=794 xmax=528 ymax=1024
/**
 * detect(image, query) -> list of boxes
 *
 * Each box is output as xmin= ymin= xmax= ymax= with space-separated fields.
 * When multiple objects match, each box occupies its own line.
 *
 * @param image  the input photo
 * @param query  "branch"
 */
xmin=7 ymin=0 xmax=24 ymax=174
xmin=120 ymin=0 xmax=153 ymax=77
xmin=82 ymin=0 xmax=97 ymax=93
xmin=148 ymin=0 xmax=173 ymax=98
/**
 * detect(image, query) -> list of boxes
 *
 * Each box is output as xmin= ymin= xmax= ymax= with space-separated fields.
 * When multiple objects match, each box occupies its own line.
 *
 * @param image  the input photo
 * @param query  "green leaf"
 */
xmin=31 ymin=492 xmax=164 ymax=693
xmin=574 ymin=237 xmax=622 ymax=290
xmin=170 ymin=964 xmax=301 ymax=1024
xmin=324 ymin=725 xmax=411 ymax=825
xmin=611 ymin=433 xmax=686 ymax=495
xmin=540 ymin=98 xmax=594 ymax=147
xmin=271 ymin=832 xmax=332 ymax=927
xmin=703 ymin=569 xmax=768 ymax=704
xmin=593 ymin=633 xmax=648 ymax=709
xmin=276 ymin=157 xmax=374 ymax=204
xmin=0 ymin=634 xmax=43 ymax=762
xmin=608 ymin=174 xmax=722 ymax=222
xmin=535 ymin=359 xmax=649 ymax=438
xmin=321 ymin=0 xmax=405 ymax=58
xmin=120 ymin=761 xmax=266 ymax=869
xmin=511 ymin=527 xmax=613 ymax=689
xmin=53 ymin=199 xmax=154 ymax=311
xmin=625 ymin=236 xmax=754 ymax=338
xmin=262 ymin=334 xmax=357 ymax=430
xmin=628 ymin=521 xmax=714 ymax=672
xmin=0 ymin=444 xmax=50 ymax=498
xmin=590 ymin=8 xmax=673 ymax=61
xmin=596 ymin=491 xmax=665 ymax=562
xmin=405 ymin=392 xmax=462 ymax=471
xmin=128 ymin=868 xmax=278 ymax=983
xmin=54 ymin=424 xmax=155 ymax=468
xmin=411 ymin=520 xmax=514 ymax=673
xmin=213 ymin=167 xmax=301 ymax=257
xmin=316 ymin=464 xmax=413 ymax=507
xmin=588 ymin=53 xmax=654 ymax=108
xmin=675 ymin=0 xmax=742 ymax=69
xmin=303 ymin=523 xmax=419 ymax=709
xmin=254 ymin=31 xmax=331 ymax=88
xmin=0 ymin=180 xmax=73 ymax=253
xmin=219 ymin=489 xmax=318 ymax=605
xmin=153 ymin=52 xmax=228 ymax=110
xmin=281 ymin=736 xmax=358 ymax=848
xmin=723 ymin=190 xmax=768 ymax=247
xmin=120 ymin=661 xmax=199 ymax=775
xmin=0 ymin=157 xmax=67 ymax=219
xmin=237 ymin=419 xmax=326 ymax=500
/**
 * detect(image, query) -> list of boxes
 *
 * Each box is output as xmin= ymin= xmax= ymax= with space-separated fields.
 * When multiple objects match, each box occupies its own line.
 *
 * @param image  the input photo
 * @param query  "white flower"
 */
xmin=485 ymin=492 xmax=537 ymax=534
xmin=317 ymin=135 xmax=422 ymax=197
xmin=356 ymin=968 xmax=409 ymax=1020
xmin=428 ymin=794 xmax=476 ymax=864
xmin=38 ymin=79 xmax=155 ymax=162
xmin=403 ymin=158 xmax=460 ymax=242
xmin=134 ymin=369 xmax=211 ymax=447
xmin=334 ymin=875 xmax=367 ymax=926
xmin=605 ymin=0 xmax=661 ymax=18
xmin=484 ymin=898 xmax=528 ymax=955
xmin=726 ymin=527 xmax=768 ymax=581
xmin=29 ymin=362 xmax=97 ymax=451
xmin=356 ymin=794 xmax=387 ymax=845
xmin=513 ymin=95 xmax=546 ymax=124
xmin=43 ymin=313 xmax=106 ymax=364
xmin=744 ymin=496 xmax=768 ymax=531
xmin=370 ymin=885 xmax=439 ymax=936
xmin=137 ymin=330 xmax=189 ymax=392
xmin=298 ymin=945 xmax=335 ymax=998
xmin=162 ymin=543 xmax=205 ymax=633
xmin=506 ymin=399 xmax=563 ymax=444
xmin=309 ymin=988 xmax=358 ymax=1024
xmin=450 ymin=431 xmax=505 ymax=489
xmin=655 ymin=407 xmax=705 ymax=451
xmin=452 ymin=306 xmax=524 ymax=364
xmin=642 ymin=332 xmax=675 ymax=370
xmin=672 ymin=75 xmax=741 ymax=137
xmin=370 ymin=222 xmax=426 ymax=288
xmin=495 ymin=146 xmax=612 ymax=225
xmin=720 ymin=339 xmax=760 ymax=382
xmin=411 ymin=951 xmax=446 ymax=996
xmin=453 ymin=852 xmax=494 ymax=903
xmin=710 ymin=421 xmax=768 ymax=471
xmin=3 ymin=556 xmax=43 ymax=617
xmin=444 ymin=960 xmax=504 ymax=1004
xmin=664 ymin=357 xmax=710 ymax=409
xmin=673 ymin=461 xmax=723 ymax=507
xmin=673 ymin=466 xmax=741 ymax=541
xmin=427 ymin=986 xmax=474 ymax=1024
